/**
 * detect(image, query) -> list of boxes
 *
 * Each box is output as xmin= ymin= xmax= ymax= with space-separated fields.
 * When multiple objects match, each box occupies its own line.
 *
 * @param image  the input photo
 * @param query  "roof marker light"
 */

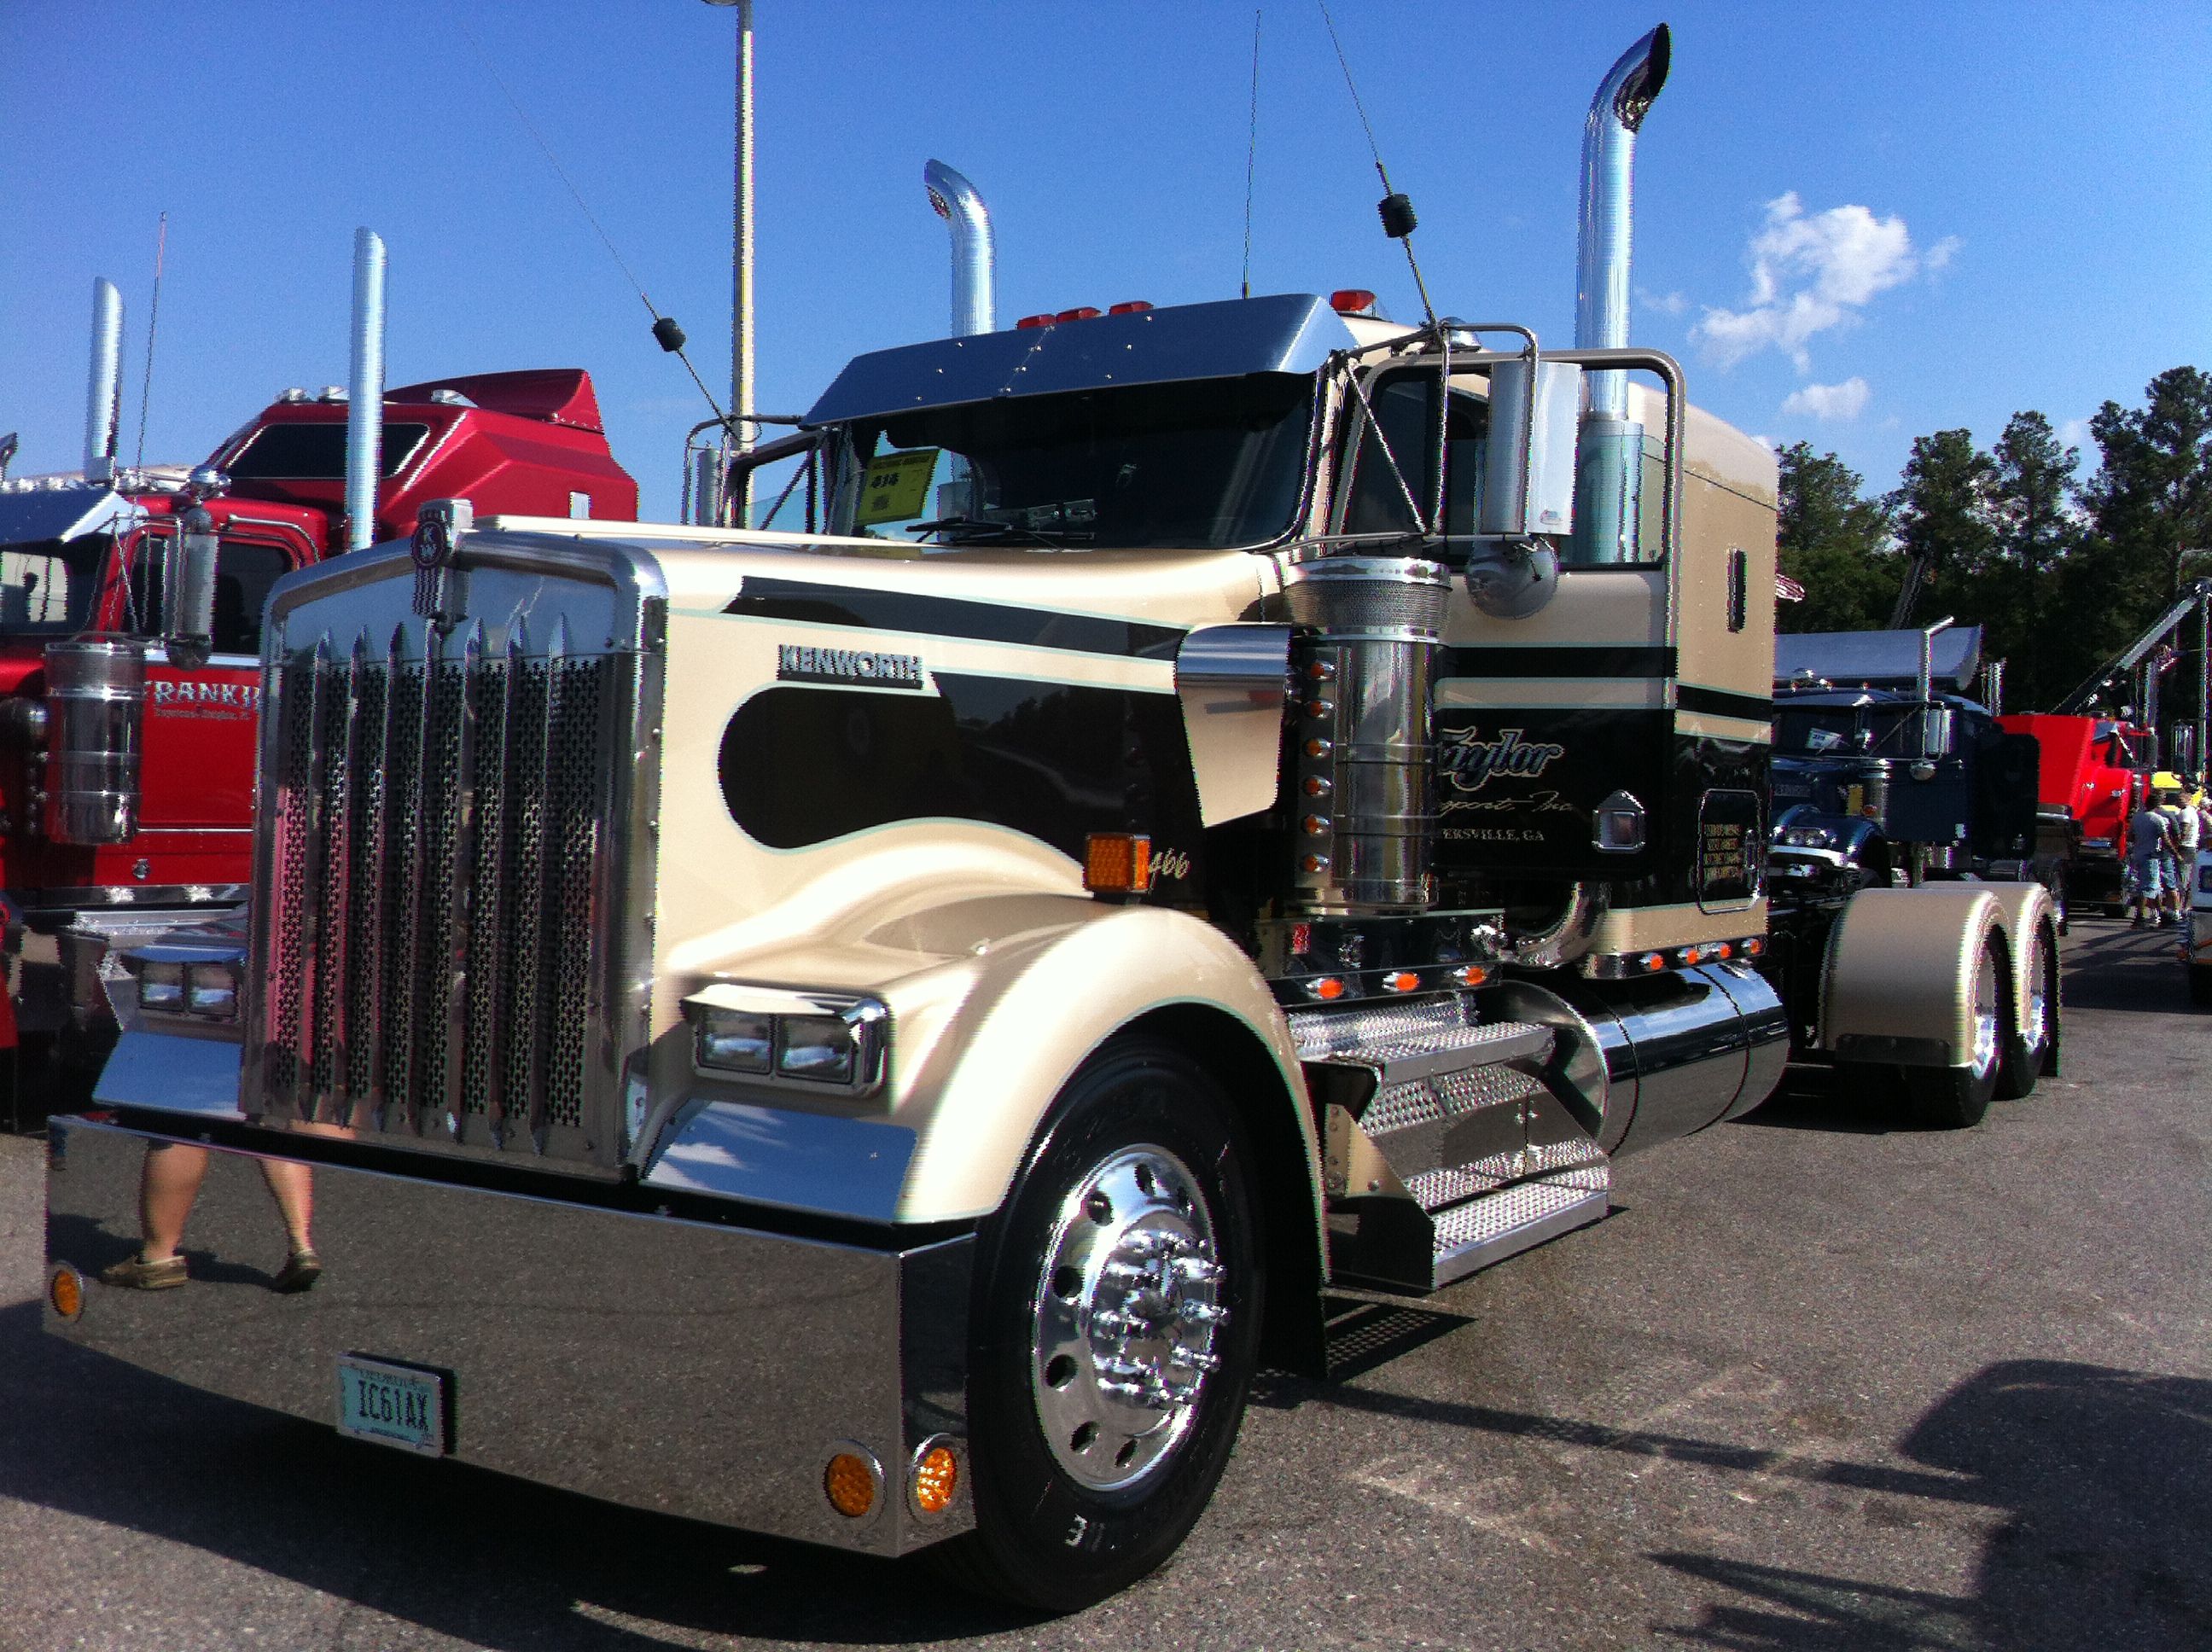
xmin=1108 ymin=300 xmax=1153 ymax=316
xmin=1016 ymin=313 xmax=1056 ymax=329
xmin=1329 ymin=289 xmax=1377 ymax=315
xmin=1053 ymin=307 xmax=1103 ymax=323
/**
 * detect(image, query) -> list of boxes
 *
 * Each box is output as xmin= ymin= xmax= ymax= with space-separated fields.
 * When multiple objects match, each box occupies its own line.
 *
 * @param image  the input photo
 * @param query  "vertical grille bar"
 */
xmin=439 ymin=624 xmax=481 ymax=1138
xmin=467 ymin=624 xmax=515 ymax=1140
xmin=344 ymin=635 xmax=388 ymax=1125
xmin=288 ymin=641 xmax=333 ymax=1120
xmin=382 ymin=634 xmax=426 ymax=1131
xmin=309 ymin=646 xmax=360 ymax=1120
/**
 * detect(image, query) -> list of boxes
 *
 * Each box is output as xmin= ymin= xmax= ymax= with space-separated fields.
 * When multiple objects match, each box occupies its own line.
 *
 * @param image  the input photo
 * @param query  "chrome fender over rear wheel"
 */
xmin=931 ymin=1038 xmax=1260 ymax=1612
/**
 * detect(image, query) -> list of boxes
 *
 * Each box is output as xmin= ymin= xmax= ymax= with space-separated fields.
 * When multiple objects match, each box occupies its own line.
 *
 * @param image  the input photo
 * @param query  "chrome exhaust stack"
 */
xmin=1283 ymin=558 xmax=1452 ymax=913
xmin=82 ymin=278 xmax=125 ymax=482
xmin=343 ymin=228 xmax=387 ymax=551
xmin=923 ymin=160 xmax=994 ymax=338
xmin=1571 ymin=24 xmax=1669 ymax=565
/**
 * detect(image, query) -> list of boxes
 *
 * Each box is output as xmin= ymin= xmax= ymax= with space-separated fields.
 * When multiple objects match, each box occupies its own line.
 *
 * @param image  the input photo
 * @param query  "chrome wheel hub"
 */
xmin=1970 ymin=949 xmax=2000 ymax=1078
xmin=2023 ymin=932 xmax=2049 ymax=1053
xmin=1032 ymin=1143 xmax=1225 ymax=1492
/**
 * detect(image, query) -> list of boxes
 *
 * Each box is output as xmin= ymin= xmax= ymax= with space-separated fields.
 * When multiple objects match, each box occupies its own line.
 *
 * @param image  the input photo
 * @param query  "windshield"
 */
xmin=0 ymin=536 xmax=110 ymax=635
xmin=1775 ymin=704 xmax=1918 ymax=757
xmin=830 ymin=374 xmax=1314 ymax=549
xmin=224 ymin=421 xmax=431 ymax=480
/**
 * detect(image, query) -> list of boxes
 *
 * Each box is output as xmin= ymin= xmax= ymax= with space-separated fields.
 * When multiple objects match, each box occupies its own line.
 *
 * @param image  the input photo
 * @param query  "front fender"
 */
xmin=893 ymin=901 xmax=1316 ymax=1224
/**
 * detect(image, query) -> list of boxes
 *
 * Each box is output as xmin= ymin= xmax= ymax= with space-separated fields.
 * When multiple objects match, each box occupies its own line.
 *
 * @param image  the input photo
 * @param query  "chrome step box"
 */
xmin=1293 ymin=993 xmax=1611 ymax=1294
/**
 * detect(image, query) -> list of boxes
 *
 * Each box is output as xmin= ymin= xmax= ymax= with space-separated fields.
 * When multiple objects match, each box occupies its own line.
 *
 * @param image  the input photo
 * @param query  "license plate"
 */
xmin=336 ymin=1354 xmax=448 ymax=1456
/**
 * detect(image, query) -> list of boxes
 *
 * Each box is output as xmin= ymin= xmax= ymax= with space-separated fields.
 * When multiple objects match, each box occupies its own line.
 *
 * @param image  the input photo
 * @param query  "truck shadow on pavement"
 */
xmin=2051 ymin=918 xmax=2197 ymax=1015
xmin=1260 ymin=1355 xmax=2211 ymax=1650
xmin=0 ymin=1302 xmax=1045 ymax=1649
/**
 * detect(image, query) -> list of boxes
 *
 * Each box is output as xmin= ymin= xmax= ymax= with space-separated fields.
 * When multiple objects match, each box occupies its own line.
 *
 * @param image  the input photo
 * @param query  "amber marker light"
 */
xmin=48 ymin=1265 xmax=82 ymax=1321
xmin=1452 ymin=964 xmax=1491 ymax=987
xmin=1742 ymin=937 xmax=1766 ymax=957
xmin=1308 ymin=976 xmax=1347 ymax=1001
xmin=1384 ymin=971 xmax=1421 ymax=993
xmin=912 ymin=1444 xmax=958 ymax=1515
xmin=824 ymin=1452 xmax=878 ymax=1519
xmin=1083 ymin=832 xmax=1153 ymax=894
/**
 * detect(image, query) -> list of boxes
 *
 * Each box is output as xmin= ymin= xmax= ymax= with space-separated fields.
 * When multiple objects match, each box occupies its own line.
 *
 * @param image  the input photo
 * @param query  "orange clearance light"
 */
xmin=824 ymin=1452 xmax=878 ymax=1519
xmin=1083 ymin=832 xmax=1154 ymax=893
xmin=912 ymin=1445 xmax=959 ymax=1515
xmin=1384 ymin=971 xmax=1421 ymax=993
xmin=1641 ymin=951 xmax=1666 ymax=973
xmin=48 ymin=1265 xmax=82 ymax=1321
xmin=1711 ymin=942 xmax=1733 ymax=960
xmin=1329 ymin=288 xmax=1377 ymax=315
xmin=1015 ymin=312 xmax=1056 ymax=329
xmin=1054 ymin=306 xmax=1103 ymax=323
xmin=1309 ymin=976 xmax=1347 ymax=1001
xmin=1108 ymin=300 xmax=1153 ymax=316
xmin=1452 ymin=963 xmax=1491 ymax=987
xmin=1743 ymin=937 xmax=1766 ymax=957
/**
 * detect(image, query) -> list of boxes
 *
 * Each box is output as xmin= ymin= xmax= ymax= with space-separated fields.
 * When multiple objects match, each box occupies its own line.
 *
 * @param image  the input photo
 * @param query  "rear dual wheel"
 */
xmin=1995 ymin=922 xmax=2058 ymax=1100
xmin=1904 ymin=939 xmax=2004 ymax=1128
xmin=932 ymin=1038 xmax=1261 ymax=1612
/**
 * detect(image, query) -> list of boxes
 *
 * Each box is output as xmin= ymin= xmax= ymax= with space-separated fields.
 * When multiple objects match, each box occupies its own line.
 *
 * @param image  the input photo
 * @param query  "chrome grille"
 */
xmin=248 ymin=584 xmax=655 ymax=1173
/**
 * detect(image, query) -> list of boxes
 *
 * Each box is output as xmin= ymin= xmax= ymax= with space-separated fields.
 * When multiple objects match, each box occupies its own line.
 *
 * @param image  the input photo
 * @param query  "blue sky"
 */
xmin=3 ymin=2 xmax=2207 ymax=518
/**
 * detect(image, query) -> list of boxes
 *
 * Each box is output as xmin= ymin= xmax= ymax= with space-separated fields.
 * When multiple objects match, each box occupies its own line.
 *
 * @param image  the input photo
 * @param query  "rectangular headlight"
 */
xmin=137 ymin=961 xmax=185 ymax=1012
xmin=186 ymin=961 xmax=239 ymax=1020
xmin=683 ymin=984 xmax=888 ymax=1096
xmin=696 ymin=1008 xmax=773 ymax=1074
xmin=777 ymin=1015 xmax=859 ymax=1084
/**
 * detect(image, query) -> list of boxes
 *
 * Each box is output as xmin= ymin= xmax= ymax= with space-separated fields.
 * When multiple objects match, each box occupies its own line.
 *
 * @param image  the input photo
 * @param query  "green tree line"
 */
xmin=1777 ymin=366 xmax=2212 ymax=719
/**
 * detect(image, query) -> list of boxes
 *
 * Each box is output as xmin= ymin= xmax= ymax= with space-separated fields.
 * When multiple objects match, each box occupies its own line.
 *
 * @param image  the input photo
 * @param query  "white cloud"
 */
xmin=1781 ymin=376 xmax=1871 ymax=422
xmin=1639 ymin=288 xmax=1688 ymax=317
xmin=1692 ymin=193 xmax=1943 ymax=371
xmin=2058 ymin=417 xmax=2093 ymax=452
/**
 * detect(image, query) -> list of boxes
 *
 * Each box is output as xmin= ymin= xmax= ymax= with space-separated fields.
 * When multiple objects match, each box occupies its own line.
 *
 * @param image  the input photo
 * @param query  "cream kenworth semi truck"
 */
xmin=44 ymin=291 xmax=2059 ymax=1609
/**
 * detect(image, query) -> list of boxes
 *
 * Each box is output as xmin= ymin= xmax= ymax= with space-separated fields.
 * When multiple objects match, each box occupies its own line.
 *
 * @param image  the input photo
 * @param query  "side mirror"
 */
xmin=1920 ymin=706 xmax=1955 ymax=759
xmin=1480 ymin=358 xmax=1582 ymax=539
xmin=163 ymin=505 xmax=219 ymax=667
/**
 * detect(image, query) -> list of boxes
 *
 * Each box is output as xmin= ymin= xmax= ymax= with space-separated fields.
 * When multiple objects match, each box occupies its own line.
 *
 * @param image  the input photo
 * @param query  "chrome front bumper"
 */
xmin=44 ymin=1115 xmax=973 ymax=1556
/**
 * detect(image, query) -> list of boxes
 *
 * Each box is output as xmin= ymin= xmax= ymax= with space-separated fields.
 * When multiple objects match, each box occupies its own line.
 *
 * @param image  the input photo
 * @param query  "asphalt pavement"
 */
xmin=2 ymin=916 xmax=2207 ymax=1651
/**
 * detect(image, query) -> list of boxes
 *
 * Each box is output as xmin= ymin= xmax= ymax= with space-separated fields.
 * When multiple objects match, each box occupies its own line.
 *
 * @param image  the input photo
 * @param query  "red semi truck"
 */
xmin=0 ymin=365 xmax=638 ymax=1122
xmin=1994 ymin=712 xmax=2155 ymax=915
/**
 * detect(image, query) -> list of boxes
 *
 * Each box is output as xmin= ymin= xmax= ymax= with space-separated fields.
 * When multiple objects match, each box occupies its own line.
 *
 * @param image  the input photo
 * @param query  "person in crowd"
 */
xmin=2128 ymin=790 xmax=2182 ymax=928
xmin=2157 ymin=787 xmax=2192 ymax=926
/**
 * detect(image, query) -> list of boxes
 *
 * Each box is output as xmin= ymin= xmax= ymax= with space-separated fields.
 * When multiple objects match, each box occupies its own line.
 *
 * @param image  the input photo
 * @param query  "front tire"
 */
xmin=933 ymin=1038 xmax=1261 ymax=1612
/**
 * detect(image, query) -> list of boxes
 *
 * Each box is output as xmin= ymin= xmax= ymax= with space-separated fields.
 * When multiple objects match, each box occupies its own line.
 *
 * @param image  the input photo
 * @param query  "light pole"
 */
xmin=702 ymin=0 xmax=754 ymax=525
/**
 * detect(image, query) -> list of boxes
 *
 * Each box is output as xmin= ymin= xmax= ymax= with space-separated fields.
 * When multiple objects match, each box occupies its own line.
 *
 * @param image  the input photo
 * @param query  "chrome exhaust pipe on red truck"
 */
xmin=343 ymin=228 xmax=387 ymax=551
xmin=81 ymin=277 xmax=125 ymax=483
xmin=1571 ymin=24 xmax=1668 ymax=565
xmin=923 ymin=160 xmax=995 ymax=338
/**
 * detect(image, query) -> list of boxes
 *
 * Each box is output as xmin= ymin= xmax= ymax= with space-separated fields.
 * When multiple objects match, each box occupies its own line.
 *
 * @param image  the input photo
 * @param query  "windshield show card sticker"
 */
xmin=856 ymin=449 xmax=940 ymax=525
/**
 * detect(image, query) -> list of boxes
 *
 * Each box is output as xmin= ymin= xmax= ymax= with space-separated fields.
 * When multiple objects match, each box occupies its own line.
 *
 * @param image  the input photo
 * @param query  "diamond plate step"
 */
xmin=1294 ymin=1011 xmax=1554 ymax=1089
xmin=1429 ymin=1167 xmax=1610 ymax=1288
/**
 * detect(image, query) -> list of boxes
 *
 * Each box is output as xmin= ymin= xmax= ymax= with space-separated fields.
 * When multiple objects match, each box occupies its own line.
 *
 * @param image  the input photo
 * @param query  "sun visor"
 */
xmin=0 ymin=485 xmax=136 ymax=546
xmin=1775 ymin=626 xmax=1984 ymax=691
xmin=803 ymin=293 xmax=1356 ymax=427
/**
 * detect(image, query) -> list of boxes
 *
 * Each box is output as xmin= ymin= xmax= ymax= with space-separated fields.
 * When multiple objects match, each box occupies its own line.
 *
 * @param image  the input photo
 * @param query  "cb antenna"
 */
xmin=1241 ymin=9 xmax=1261 ymax=300
xmin=133 ymin=211 xmax=167 ymax=471
xmin=1317 ymin=0 xmax=1437 ymax=329
xmin=454 ymin=17 xmax=731 ymax=433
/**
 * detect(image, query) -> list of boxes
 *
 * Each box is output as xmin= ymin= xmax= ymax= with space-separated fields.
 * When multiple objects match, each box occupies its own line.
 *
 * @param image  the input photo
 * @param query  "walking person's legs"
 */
xmin=99 ymin=1141 xmax=211 ymax=1288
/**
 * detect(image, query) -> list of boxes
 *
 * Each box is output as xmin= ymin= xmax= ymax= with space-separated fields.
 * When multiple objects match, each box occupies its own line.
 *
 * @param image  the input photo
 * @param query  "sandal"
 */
xmin=271 ymin=1248 xmax=323 ymax=1294
xmin=100 ymin=1253 xmax=187 ymax=1290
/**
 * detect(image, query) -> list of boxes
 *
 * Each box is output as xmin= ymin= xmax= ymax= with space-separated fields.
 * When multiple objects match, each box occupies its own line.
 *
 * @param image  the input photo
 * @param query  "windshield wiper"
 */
xmin=903 ymin=515 xmax=1089 ymax=549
